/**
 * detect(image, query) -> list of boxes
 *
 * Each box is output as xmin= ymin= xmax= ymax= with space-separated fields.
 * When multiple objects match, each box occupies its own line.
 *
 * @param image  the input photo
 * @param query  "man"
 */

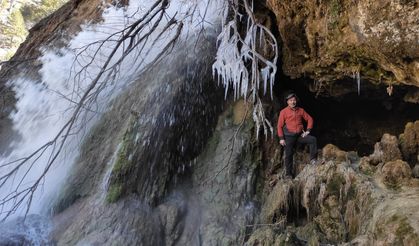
xmin=277 ymin=93 xmax=319 ymax=178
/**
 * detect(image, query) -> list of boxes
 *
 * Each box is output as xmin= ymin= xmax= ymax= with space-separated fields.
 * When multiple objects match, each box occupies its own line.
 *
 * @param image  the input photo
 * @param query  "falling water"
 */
xmin=0 ymin=0 xmax=224 ymax=243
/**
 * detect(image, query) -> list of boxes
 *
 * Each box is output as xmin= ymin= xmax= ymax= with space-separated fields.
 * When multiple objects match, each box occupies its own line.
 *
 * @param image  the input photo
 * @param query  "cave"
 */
xmin=272 ymin=75 xmax=419 ymax=156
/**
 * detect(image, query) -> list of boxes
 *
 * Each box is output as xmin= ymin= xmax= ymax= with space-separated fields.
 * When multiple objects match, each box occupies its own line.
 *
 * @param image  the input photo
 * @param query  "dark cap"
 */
xmin=285 ymin=93 xmax=297 ymax=101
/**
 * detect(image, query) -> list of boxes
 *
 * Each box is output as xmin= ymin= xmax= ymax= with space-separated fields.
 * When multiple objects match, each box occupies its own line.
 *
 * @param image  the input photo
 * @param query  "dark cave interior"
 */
xmin=271 ymin=75 xmax=419 ymax=156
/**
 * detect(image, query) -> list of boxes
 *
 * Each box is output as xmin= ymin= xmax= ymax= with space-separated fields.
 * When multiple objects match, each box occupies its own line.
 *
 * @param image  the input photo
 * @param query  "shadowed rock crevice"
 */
xmin=272 ymin=74 xmax=419 ymax=156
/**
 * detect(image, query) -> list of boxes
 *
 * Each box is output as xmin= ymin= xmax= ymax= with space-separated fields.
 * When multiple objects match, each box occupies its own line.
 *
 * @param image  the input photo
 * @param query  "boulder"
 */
xmin=372 ymin=214 xmax=419 ymax=245
xmin=412 ymin=165 xmax=419 ymax=179
xmin=381 ymin=160 xmax=412 ymax=187
xmin=322 ymin=144 xmax=347 ymax=163
xmin=369 ymin=134 xmax=402 ymax=165
xmin=314 ymin=195 xmax=346 ymax=242
xmin=359 ymin=157 xmax=375 ymax=175
xmin=399 ymin=121 xmax=419 ymax=165
xmin=261 ymin=180 xmax=293 ymax=224
xmin=157 ymin=201 xmax=186 ymax=246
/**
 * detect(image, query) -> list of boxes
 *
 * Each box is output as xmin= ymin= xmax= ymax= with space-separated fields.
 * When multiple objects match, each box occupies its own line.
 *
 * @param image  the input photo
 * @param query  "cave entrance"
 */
xmin=272 ymin=76 xmax=419 ymax=156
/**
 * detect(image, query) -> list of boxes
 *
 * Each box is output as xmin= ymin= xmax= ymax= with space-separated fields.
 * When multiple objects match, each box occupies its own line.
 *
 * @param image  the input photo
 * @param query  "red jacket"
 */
xmin=277 ymin=106 xmax=313 ymax=139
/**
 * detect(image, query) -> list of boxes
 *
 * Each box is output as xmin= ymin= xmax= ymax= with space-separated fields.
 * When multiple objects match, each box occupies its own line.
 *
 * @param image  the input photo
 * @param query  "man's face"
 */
xmin=287 ymin=97 xmax=297 ymax=108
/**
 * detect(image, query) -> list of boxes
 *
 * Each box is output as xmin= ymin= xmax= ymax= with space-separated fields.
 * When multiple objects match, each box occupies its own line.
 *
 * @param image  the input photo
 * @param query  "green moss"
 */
xmin=112 ymin=136 xmax=131 ymax=174
xmin=328 ymin=0 xmax=342 ymax=30
xmin=385 ymin=215 xmax=419 ymax=244
xmin=395 ymin=217 xmax=414 ymax=239
xmin=329 ymin=0 xmax=342 ymax=17
xmin=385 ymin=181 xmax=402 ymax=191
xmin=106 ymin=184 xmax=123 ymax=203
xmin=327 ymin=174 xmax=345 ymax=197
xmin=333 ymin=50 xmax=397 ymax=85
xmin=399 ymin=134 xmax=405 ymax=145
xmin=346 ymin=183 xmax=357 ymax=200
xmin=361 ymin=168 xmax=374 ymax=176
xmin=106 ymin=117 xmax=137 ymax=203
xmin=375 ymin=215 xmax=419 ymax=243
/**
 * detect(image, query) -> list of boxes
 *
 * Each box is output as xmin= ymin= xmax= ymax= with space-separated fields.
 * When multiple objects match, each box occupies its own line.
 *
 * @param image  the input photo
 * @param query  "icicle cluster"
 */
xmin=353 ymin=69 xmax=361 ymax=95
xmin=213 ymin=0 xmax=278 ymax=139
xmin=253 ymin=98 xmax=273 ymax=140
xmin=356 ymin=70 xmax=361 ymax=95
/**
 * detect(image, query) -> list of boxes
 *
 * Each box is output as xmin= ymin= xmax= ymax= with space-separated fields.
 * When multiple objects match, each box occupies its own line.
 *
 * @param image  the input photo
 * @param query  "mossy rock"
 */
xmin=245 ymin=227 xmax=277 ymax=246
xmin=399 ymin=121 xmax=419 ymax=165
xmin=314 ymin=195 xmax=346 ymax=242
xmin=358 ymin=157 xmax=375 ymax=176
xmin=322 ymin=144 xmax=347 ymax=163
xmin=381 ymin=160 xmax=412 ymax=189
xmin=106 ymin=184 xmax=123 ymax=203
xmin=326 ymin=174 xmax=345 ymax=197
xmin=106 ymin=116 xmax=137 ymax=203
xmin=374 ymin=214 xmax=419 ymax=245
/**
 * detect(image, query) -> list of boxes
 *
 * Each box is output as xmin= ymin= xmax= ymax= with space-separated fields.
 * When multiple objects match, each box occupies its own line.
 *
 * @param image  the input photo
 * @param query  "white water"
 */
xmin=0 ymin=0 xmax=225 ymax=223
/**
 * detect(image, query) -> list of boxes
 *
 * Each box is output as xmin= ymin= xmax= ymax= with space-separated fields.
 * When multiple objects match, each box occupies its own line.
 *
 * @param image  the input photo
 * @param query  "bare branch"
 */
xmin=0 ymin=0 xmax=188 ymax=220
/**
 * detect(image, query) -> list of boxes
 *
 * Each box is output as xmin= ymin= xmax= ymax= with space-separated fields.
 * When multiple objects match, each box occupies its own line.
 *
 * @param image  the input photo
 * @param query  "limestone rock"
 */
xmin=359 ymin=157 xmax=375 ymax=175
xmin=233 ymin=99 xmax=251 ymax=125
xmin=266 ymin=0 xmax=419 ymax=87
xmin=403 ymin=89 xmax=419 ymax=104
xmin=413 ymin=165 xmax=419 ymax=179
xmin=157 ymin=201 xmax=186 ymax=246
xmin=314 ymin=195 xmax=346 ymax=242
xmin=399 ymin=121 xmax=419 ymax=165
xmin=381 ymin=160 xmax=412 ymax=187
xmin=365 ymin=188 xmax=419 ymax=245
xmin=322 ymin=144 xmax=347 ymax=163
xmin=257 ymin=161 xmax=376 ymax=243
xmin=261 ymin=180 xmax=292 ymax=224
xmin=372 ymin=210 xmax=419 ymax=245
xmin=245 ymin=230 xmax=305 ymax=246
xmin=245 ymin=228 xmax=277 ymax=246
xmin=369 ymin=133 xmax=402 ymax=165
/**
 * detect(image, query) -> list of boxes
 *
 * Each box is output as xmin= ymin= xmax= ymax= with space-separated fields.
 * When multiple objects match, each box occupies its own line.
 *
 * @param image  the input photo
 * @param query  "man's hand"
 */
xmin=301 ymin=130 xmax=310 ymax=138
xmin=280 ymin=140 xmax=286 ymax=146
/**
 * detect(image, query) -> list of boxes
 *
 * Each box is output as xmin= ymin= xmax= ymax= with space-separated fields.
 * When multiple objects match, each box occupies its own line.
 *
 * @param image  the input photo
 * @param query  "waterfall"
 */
xmin=0 ymin=0 xmax=224 ymax=224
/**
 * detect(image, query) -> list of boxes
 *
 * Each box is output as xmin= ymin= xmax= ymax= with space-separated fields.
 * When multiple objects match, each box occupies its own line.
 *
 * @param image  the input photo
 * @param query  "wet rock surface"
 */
xmin=52 ymin=99 xmax=259 ymax=245
xmin=0 ymin=215 xmax=51 ymax=246
xmin=49 ymin=34 xmax=261 ymax=244
xmin=369 ymin=133 xmax=402 ymax=165
xmin=381 ymin=160 xmax=412 ymax=187
xmin=253 ymin=122 xmax=419 ymax=245
xmin=399 ymin=120 xmax=419 ymax=166
xmin=0 ymin=0 xmax=418 ymax=245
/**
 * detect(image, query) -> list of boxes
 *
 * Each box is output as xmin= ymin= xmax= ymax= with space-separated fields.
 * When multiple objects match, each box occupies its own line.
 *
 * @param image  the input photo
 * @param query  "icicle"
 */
xmin=213 ymin=0 xmax=278 ymax=139
xmin=356 ymin=70 xmax=361 ymax=95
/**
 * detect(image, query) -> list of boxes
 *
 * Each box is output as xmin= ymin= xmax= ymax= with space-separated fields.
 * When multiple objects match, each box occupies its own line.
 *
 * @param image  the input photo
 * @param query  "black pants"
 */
xmin=284 ymin=134 xmax=317 ymax=177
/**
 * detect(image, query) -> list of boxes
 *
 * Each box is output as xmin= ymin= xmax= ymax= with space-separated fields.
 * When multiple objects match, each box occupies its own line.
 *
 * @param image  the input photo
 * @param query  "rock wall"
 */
xmin=52 ymin=95 xmax=261 ymax=245
xmin=266 ymin=0 xmax=419 ymax=88
xmin=0 ymin=0 xmax=418 ymax=245
xmin=247 ymin=122 xmax=419 ymax=245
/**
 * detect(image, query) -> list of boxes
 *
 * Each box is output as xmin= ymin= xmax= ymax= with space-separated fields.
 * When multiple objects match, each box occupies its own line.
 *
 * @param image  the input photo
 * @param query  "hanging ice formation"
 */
xmin=353 ymin=70 xmax=361 ymax=95
xmin=212 ymin=0 xmax=278 ymax=139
